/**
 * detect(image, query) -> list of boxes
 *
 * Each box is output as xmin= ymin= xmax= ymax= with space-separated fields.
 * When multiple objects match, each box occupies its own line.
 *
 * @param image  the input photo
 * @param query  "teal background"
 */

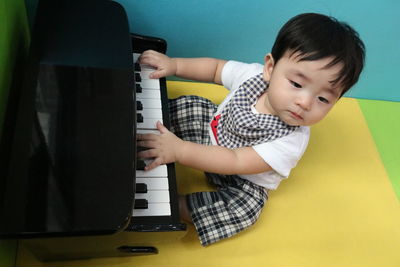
xmin=114 ymin=0 xmax=400 ymax=102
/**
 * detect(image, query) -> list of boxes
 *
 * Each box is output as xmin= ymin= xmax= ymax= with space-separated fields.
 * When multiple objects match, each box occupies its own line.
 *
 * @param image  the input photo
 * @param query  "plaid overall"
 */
xmin=168 ymin=73 xmax=297 ymax=246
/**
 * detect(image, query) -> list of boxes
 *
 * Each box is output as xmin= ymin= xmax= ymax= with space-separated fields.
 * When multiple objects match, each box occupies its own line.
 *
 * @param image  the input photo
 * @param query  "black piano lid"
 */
xmin=0 ymin=0 xmax=134 ymax=238
xmin=37 ymin=0 xmax=132 ymax=69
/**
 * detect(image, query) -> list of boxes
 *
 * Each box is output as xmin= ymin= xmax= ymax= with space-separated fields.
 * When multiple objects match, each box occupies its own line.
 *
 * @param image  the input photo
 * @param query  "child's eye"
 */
xmin=318 ymin=96 xmax=329 ymax=104
xmin=290 ymin=80 xmax=302 ymax=88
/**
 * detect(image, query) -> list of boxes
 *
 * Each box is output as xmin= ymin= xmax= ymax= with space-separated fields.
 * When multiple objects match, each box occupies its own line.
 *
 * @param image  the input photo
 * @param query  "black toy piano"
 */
xmin=0 ymin=0 xmax=186 ymax=261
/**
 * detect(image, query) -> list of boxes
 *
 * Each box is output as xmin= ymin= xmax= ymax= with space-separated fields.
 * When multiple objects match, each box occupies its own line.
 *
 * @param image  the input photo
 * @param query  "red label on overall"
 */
xmin=210 ymin=114 xmax=221 ymax=144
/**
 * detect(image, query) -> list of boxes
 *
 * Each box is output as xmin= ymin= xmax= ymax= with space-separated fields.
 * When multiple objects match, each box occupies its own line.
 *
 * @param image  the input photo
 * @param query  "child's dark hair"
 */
xmin=271 ymin=13 xmax=365 ymax=96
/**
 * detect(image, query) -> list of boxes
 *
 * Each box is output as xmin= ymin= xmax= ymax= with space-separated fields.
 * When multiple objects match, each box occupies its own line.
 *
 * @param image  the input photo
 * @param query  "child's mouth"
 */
xmin=290 ymin=111 xmax=303 ymax=120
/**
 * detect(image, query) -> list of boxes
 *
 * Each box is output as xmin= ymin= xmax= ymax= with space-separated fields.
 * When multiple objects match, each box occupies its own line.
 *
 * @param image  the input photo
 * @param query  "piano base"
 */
xmin=21 ymin=227 xmax=187 ymax=261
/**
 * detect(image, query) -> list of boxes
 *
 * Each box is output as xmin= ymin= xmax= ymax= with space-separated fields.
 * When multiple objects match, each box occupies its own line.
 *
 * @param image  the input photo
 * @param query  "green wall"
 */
xmin=0 ymin=0 xmax=30 ymax=265
xmin=0 ymin=0 xmax=29 ymax=133
xmin=0 ymin=240 xmax=17 ymax=267
xmin=358 ymin=99 xmax=400 ymax=201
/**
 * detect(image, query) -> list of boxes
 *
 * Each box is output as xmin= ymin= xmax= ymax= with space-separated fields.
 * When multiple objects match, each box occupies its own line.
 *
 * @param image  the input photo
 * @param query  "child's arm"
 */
xmin=137 ymin=51 xmax=269 ymax=174
xmin=137 ymin=122 xmax=272 ymax=175
xmin=139 ymin=50 xmax=227 ymax=84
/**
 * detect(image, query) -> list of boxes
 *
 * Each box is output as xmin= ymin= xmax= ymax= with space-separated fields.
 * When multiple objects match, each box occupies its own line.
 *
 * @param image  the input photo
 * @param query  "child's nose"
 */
xmin=295 ymin=93 xmax=312 ymax=111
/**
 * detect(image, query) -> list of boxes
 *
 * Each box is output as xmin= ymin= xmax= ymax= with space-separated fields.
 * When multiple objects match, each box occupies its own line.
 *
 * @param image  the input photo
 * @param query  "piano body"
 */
xmin=0 ymin=0 xmax=186 ymax=261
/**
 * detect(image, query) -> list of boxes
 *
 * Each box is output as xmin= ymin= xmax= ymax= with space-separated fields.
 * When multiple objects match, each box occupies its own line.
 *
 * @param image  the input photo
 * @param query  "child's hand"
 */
xmin=137 ymin=121 xmax=184 ymax=171
xmin=139 ymin=50 xmax=177 ymax=79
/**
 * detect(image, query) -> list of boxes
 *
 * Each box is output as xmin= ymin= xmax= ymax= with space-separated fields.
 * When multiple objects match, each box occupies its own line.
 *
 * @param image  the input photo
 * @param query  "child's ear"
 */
xmin=263 ymin=53 xmax=275 ymax=81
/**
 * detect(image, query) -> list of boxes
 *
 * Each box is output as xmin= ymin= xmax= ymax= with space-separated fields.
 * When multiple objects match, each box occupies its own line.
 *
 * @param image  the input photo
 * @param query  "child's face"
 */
xmin=262 ymin=50 xmax=344 ymax=126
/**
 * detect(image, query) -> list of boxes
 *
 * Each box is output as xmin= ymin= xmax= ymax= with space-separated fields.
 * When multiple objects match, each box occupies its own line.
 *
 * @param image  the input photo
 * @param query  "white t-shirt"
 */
xmin=208 ymin=60 xmax=310 ymax=190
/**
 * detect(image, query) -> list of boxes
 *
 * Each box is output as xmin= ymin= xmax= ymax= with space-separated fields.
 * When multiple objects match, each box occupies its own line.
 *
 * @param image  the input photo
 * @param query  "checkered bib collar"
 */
xmin=217 ymin=73 xmax=298 ymax=149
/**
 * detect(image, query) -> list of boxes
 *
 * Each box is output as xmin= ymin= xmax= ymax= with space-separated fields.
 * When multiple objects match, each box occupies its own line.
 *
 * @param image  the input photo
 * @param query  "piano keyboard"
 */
xmin=132 ymin=53 xmax=171 ymax=217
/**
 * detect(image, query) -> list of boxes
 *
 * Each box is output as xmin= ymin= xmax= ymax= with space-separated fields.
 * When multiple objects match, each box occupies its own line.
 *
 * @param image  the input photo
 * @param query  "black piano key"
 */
xmin=136 ymin=84 xmax=142 ymax=93
xmin=135 ymin=183 xmax=147 ymax=193
xmin=136 ymin=101 xmax=143 ymax=110
xmin=134 ymin=199 xmax=148 ymax=209
xmin=135 ymin=72 xmax=141 ymax=82
xmin=134 ymin=63 xmax=141 ymax=71
xmin=136 ymin=159 xmax=146 ymax=170
xmin=137 ymin=113 xmax=143 ymax=123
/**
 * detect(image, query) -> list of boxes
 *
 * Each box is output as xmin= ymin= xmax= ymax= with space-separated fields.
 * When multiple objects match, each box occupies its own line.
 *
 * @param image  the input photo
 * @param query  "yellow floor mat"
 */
xmin=17 ymin=82 xmax=400 ymax=267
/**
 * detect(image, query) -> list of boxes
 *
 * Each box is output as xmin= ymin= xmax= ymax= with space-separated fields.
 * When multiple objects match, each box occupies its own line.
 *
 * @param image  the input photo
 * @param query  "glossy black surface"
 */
xmin=0 ymin=0 xmax=134 ymax=237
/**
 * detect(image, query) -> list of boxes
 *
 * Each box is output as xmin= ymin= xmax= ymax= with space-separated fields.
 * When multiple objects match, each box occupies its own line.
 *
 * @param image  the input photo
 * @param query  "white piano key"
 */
xmin=136 ymin=89 xmax=161 ymax=99
xmin=140 ymin=65 xmax=156 ymax=71
xmin=132 ymin=203 xmax=171 ymax=217
xmin=139 ymin=108 xmax=163 ymax=119
xmin=135 ymin=190 xmax=170 ymax=203
xmin=133 ymin=53 xmax=156 ymax=70
xmin=138 ymin=79 xmax=160 ymax=90
xmin=137 ymin=129 xmax=159 ymax=135
xmin=133 ymin=53 xmax=140 ymax=63
xmin=140 ymin=85 xmax=160 ymax=91
xmin=136 ymin=164 xmax=168 ymax=177
xmin=139 ymin=69 xmax=156 ymax=80
xmin=137 ymin=117 xmax=163 ymax=130
xmin=137 ymin=98 xmax=162 ymax=109
xmin=136 ymin=177 xmax=169 ymax=190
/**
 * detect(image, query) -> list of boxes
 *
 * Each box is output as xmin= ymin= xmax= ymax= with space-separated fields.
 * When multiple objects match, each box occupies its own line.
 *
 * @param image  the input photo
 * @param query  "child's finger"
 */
xmin=137 ymin=148 xmax=157 ymax=159
xmin=156 ymin=121 xmax=169 ymax=134
xmin=149 ymin=69 xmax=167 ymax=79
xmin=144 ymin=157 xmax=163 ymax=171
xmin=137 ymin=133 xmax=158 ymax=141
xmin=137 ymin=140 xmax=157 ymax=150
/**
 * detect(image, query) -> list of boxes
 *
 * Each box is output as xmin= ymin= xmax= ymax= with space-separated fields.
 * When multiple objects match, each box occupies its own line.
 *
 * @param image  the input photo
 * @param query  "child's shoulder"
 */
xmin=222 ymin=60 xmax=264 ymax=90
xmin=223 ymin=60 xmax=264 ymax=76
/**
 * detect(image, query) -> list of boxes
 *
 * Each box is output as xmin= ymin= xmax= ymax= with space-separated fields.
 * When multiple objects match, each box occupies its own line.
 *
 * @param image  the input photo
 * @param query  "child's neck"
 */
xmin=255 ymin=92 xmax=273 ymax=115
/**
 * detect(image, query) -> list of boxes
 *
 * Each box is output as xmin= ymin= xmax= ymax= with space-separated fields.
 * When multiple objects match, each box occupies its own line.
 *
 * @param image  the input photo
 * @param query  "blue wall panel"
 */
xmin=116 ymin=0 xmax=400 ymax=101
